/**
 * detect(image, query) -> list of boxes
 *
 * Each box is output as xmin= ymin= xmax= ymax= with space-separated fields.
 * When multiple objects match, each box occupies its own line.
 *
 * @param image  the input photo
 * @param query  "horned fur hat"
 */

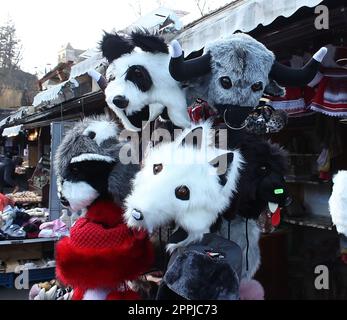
xmin=169 ymin=33 xmax=327 ymax=108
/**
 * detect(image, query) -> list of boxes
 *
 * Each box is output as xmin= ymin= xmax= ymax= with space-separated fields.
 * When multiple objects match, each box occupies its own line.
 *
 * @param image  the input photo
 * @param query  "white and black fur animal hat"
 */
xmin=124 ymin=121 xmax=244 ymax=252
xmin=92 ymin=30 xmax=190 ymax=132
xmin=54 ymin=115 xmax=139 ymax=212
xmin=169 ymin=33 xmax=327 ymax=108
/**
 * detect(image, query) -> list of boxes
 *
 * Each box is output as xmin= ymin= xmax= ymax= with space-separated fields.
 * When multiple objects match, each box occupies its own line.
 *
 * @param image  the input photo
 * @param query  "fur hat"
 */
xmin=329 ymin=170 xmax=347 ymax=236
xmin=169 ymin=33 xmax=327 ymax=108
xmin=97 ymin=30 xmax=190 ymax=132
xmin=162 ymin=233 xmax=242 ymax=300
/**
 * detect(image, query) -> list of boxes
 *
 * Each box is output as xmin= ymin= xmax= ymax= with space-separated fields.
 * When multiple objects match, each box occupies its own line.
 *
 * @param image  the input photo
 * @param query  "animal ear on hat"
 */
xmin=131 ymin=29 xmax=168 ymax=54
xmin=185 ymin=47 xmax=204 ymax=60
xmin=264 ymin=79 xmax=285 ymax=97
xmin=100 ymin=32 xmax=134 ymax=62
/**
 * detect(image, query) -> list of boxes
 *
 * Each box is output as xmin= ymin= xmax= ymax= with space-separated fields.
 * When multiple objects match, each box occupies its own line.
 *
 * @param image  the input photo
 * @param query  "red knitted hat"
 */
xmin=55 ymin=200 xmax=154 ymax=289
xmin=70 ymin=200 xmax=134 ymax=249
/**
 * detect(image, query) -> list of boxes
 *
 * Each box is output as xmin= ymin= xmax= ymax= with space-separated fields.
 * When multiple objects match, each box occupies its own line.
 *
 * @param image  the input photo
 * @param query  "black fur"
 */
xmin=131 ymin=29 xmax=168 ymax=54
xmin=125 ymin=65 xmax=153 ymax=92
xmin=66 ymin=160 xmax=114 ymax=199
xmin=222 ymin=130 xmax=289 ymax=220
xmin=100 ymin=32 xmax=134 ymax=62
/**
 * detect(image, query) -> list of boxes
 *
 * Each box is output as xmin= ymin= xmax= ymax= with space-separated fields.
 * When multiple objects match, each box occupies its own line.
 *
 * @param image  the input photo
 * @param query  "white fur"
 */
xmin=105 ymin=51 xmax=190 ymax=131
xmin=61 ymin=181 xmax=99 ymax=212
xmin=82 ymin=120 xmax=119 ymax=145
xmin=329 ymin=170 xmax=347 ymax=235
xmin=71 ymin=153 xmax=114 ymax=164
xmin=125 ymin=122 xmax=244 ymax=252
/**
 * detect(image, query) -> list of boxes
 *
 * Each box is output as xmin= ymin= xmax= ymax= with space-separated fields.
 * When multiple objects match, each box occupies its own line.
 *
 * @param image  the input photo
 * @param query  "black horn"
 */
xmin=169 ymin=40 xmax=211 ymax=81
xmin=269 ymin=47 xmax=327 ymax=87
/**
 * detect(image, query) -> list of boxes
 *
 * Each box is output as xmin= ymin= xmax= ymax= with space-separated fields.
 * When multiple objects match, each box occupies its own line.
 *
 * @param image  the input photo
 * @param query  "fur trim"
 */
xmin=71 ymin=154 xmax=114 ymax=164
xmin=55 ymin=231 xmax=154 ymax=289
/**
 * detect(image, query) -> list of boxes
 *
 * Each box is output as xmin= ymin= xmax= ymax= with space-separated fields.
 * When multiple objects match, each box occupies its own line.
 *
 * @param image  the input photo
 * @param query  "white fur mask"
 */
xmin=61 ymin=181 xmax=99 ymax=213
xmin=105 ymin=51 xmax=190 ymax=132
xmin=329 ymin=170 xmax=347 ymax=236
xmin=124 ymin=122 xmax=244 ymax=252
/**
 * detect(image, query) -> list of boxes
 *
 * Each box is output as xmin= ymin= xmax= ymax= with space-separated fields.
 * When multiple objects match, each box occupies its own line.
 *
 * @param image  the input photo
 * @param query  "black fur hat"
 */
xmin=162 ymin=233 xmax=242 ymax=300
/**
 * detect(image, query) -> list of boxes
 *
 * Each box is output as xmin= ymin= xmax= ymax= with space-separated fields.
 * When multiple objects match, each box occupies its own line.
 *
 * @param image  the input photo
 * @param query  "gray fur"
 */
xmin=54 ymin=115 xmax=113 ymax=177
xmin=217 ymin=215 xmax=261 ymax=280
xmin=54 ymin=115 xmax=138 ymax=205
xmin=185 ymin=33 xmax=284 ymax=107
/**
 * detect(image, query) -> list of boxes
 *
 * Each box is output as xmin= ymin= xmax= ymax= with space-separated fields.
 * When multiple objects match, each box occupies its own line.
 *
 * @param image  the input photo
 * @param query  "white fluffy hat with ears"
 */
xmin=329 ymin=170 xmax=347 ymax=236
xmin=124 ymin=121 xmax=244 ymax=252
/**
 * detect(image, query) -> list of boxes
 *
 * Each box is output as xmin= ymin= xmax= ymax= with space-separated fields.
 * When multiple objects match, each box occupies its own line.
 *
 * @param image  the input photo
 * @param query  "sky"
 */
xmin=0 ymin=0 xmax=229 ymax=75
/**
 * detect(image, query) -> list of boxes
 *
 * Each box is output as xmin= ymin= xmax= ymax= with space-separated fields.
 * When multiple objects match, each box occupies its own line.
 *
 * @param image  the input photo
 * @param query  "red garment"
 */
xmin=268 ymin=86 xmax=317 ymax=116
xmin=0 ymin=193 xmax=14 ymax=212
xmin=309 ymin=74 xmax=347 ymax=117
xmin=55 ymin=200 xmax=154 ymax=300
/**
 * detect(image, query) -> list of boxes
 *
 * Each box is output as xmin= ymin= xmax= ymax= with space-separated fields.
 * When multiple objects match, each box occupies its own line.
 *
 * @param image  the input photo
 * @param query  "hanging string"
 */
xmin=246 ymin=218 xmax=249 ymax=271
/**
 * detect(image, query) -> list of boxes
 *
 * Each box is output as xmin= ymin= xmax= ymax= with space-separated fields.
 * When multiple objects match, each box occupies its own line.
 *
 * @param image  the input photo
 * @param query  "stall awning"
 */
xmin=2 ymin=125 xmax=23 ymax=137
xmin=176 ymin=0 xmax=324 ymax=53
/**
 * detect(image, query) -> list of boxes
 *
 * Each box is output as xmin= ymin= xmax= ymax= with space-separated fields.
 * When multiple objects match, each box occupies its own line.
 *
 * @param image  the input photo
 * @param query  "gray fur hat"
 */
xmin=169 ymin=33 xmax=327 ymax=108
xmin=54 ymin=115 xmax=139 ymax=208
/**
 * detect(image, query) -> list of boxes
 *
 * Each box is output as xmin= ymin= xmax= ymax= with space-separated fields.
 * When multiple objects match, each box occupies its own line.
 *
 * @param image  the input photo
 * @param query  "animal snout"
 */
xmin=131 ymin=209 xmax=144 ymax=221
xmin=60 ymin=195 xmax=70 ymax=207
xmin=113 ymin=95 xmax=129 ymax=109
